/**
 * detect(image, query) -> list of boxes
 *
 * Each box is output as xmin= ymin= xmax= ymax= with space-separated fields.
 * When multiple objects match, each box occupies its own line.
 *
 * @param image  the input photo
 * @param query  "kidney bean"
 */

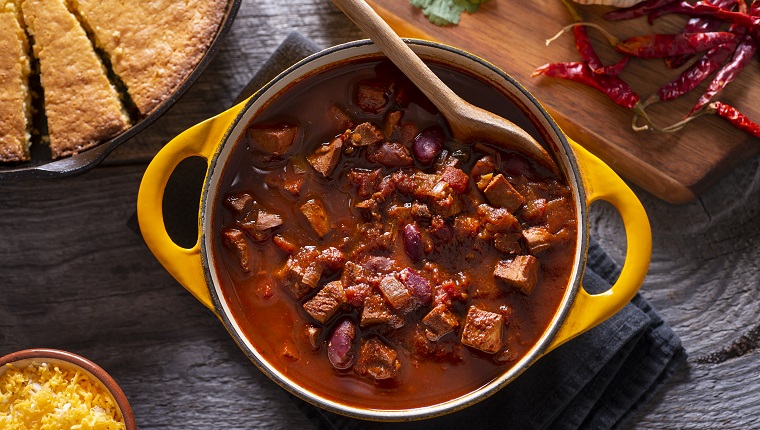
xmin=413 ymin=126 xmax=445 ymax=165
xmin=398 ymin=267 xmax=432 ymax=305
xmin=327 ymin=319 xmax=356 ymax=370
xmin=403 ymin=224 xmax=424 ymax=261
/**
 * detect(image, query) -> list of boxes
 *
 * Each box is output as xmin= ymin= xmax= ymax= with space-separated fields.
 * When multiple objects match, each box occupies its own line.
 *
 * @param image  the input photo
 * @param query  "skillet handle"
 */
xmin=137 ymin=102 xmax=247 ymax=312
xmin=544 ymin=139 xmax=651 ymax=352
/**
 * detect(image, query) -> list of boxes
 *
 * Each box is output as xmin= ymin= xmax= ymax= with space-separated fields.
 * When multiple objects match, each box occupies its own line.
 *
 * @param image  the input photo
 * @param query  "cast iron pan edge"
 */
xmin=0 ymin=0 xmax=242 ymax=180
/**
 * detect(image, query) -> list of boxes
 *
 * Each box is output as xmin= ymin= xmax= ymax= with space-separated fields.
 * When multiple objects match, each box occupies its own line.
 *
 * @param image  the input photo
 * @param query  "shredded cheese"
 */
xmin=0 ymin=361 xmax=126 ymax=430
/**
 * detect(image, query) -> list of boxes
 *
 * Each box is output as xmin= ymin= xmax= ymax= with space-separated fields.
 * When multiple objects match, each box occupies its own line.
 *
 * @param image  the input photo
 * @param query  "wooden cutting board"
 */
xmin=366 ymin=0 xmax=760 ymax=204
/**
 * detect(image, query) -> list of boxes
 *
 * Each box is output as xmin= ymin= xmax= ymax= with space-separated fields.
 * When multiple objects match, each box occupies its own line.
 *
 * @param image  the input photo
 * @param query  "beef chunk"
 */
xmin=307 ymin=136 xmax=343 ymax=177
xmin=348 ymin=168 xmax=382 ymax=198
xmin=361 ymin=294 xmax=404 ymax=328
xmin=397 ymin=122 xmax=419 ymax=147
xmin=248 ymin=124 xmax=298 ymax=156
xmin=305 ymin=325 xmax=322 ymax=350
xmin=279 ymin=340 xmax=300 ymax=362
xmin=303 ymin=281 xmax=347 ymax=324
xmin=441 ymin=166 xmax=470 ymax=193
xmin=484 ymin=174 xmax=525 ymax=212
xmin=265 ymin=162 xmax=306 ymax=197
xmin=430 ymin=191 xmax=464 ymax=218
xmin=477 ymin=204 xmax=520 ymax=232
xmin=378 ymin=274 xmax=412 ymax=311
xmin=520 ymin=198 xmax=547 ymax=224
xmin=345 ymin=283 xmax=373 ymax=308
xmin=422 ymin=304 xmax=459 ymax=341
xmin=493 ymin=232 xmax=522 ymax=255
xmin=351 ymin=122 xmax=384 ymax=147
xmin=278 ymin=247 xmax=322 ymax=298
xmin=327 ymin=104 xmax=355 ymax=130
xmin=223 ymin=192 xmax=254 ymax=215
xmin=341 ymin=261 xmax=371 ymax=287
xmin=470 ymin=155 xmax=496 ymax=181
xmin=355 ymin=80 xmax=388 ymax=114
xmin=354 ymin=338 xmax=401 ymax=380
xmin=299 ymin=198 xmax=333 ymax=238
xmin=411 ymin=202 xmax=432 ymax=219
xmin=461 ymin=306 xmax=504 ymax=354
xmin=361 ymin=255 xmax=395 ymax=274
xmin=222 ymin=228 xmax=251 ymax=272
xmin=453 ymin=215 xmax=480 ymax=237
xmin=256 ymin=210 xmax=283 ymax=231
xmin=409 ymin=327 xmax=465 ymax=364
xmin=318 ymin=247 xmax=345 ymax=271
xmin=301 ymin=263 xmax=324 ymax=289
xmin=383 ymin=110 xmax=403 ymax=139
xmin=494 ymin=255 xmax=539 ymax=294
xmin=522 ymin=226 xmax=553 ymax=253
xmin=366 ymin=142 xmax=413 ymax=167
xmin=545 ymin=196 xmax=575 ymax=233
xmin=408 ymin=172 xmax=440 ymax=198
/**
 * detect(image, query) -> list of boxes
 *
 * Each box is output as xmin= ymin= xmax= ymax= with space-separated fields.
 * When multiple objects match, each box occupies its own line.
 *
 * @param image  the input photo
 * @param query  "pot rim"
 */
xmin=198 ymin=39 xmax=589 ymax=421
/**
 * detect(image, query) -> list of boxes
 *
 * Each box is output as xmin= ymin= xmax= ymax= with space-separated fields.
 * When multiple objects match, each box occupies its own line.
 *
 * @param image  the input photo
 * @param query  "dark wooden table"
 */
xmin=2 ymin=1 xmax=758 ymax=428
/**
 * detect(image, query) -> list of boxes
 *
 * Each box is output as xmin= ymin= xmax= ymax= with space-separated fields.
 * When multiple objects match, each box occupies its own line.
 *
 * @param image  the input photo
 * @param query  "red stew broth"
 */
xmin=211 ymin=59 xmax=578 ymax=410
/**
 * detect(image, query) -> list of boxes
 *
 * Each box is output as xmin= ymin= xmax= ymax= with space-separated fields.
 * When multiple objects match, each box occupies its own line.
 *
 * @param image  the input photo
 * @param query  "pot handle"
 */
xmin=137 ymin=102 xmax=247 ymax=312
xmin=545 ymin=139 xmax=651 ymax=352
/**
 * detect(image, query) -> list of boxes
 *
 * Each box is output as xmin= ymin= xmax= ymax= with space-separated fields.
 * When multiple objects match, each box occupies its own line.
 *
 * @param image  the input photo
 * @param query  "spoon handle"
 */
xmin=331 ymin=0 xmax=461 ymax=114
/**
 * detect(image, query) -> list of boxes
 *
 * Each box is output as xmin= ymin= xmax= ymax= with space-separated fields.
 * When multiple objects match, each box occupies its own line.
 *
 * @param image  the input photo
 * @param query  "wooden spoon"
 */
xmin=332 ymin=0 xmax=558 ymax=172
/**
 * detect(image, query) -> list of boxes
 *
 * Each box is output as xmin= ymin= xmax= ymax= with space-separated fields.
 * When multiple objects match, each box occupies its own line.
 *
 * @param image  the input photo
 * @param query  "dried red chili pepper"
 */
xmin=604 ymin=0 xmax=679 ymax=21
xmin=649 ymin=1 xmax=760 ymax=28
xmin=550 ymin=23 xmax=736 ymax=58
xmin=531 ymin=62 xmax=641 ymax=109
xmin=665 ymin=0 xmax=737 ymax=68
xmin=616 ymin=31 xmax=736 ymax=58
xmin=598 ymin=57 xmax=631 ymax=76
xmin=560 ymin=0 xmax=630 ymax=76
xmin=709 ymin=101 xmax=760 ymax=138
xmin=690 ymin=32 xmax=758 ymax=115
xmin=650 ymin=41 xmax=737 ymax=104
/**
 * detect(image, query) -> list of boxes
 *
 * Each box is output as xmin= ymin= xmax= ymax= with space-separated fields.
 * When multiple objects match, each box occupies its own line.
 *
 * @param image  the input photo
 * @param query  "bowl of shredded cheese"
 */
xmin=0 ymin=348 xmax=135 ymax=430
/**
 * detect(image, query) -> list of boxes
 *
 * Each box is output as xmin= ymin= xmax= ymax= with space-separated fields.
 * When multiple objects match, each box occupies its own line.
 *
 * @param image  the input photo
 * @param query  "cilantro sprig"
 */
xmin=409 ymin=0 xmax=491 ymax=26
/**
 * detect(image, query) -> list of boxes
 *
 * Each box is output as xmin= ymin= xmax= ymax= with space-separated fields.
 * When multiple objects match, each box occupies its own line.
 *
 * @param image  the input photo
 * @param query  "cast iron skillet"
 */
xmin=0 ymin=0 xmax=241 ymax=180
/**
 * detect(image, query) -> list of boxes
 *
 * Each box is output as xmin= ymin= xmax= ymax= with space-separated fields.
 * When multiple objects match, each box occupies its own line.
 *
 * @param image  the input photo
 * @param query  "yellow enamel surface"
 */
xmin=546 ymin=138 xmax=652 ymax=352
xmin=137 ymin=100 xmax=247 ymax=313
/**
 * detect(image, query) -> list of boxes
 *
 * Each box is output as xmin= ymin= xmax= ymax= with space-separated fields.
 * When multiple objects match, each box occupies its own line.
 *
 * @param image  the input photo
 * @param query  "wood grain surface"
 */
xmin=1 ymin=1 xmax=759 ymax=429
xmin=367 ymin=0 xmax=760 ymax=204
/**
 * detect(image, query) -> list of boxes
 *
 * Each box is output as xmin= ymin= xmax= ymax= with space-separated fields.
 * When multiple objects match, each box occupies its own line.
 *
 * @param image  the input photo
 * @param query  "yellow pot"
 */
xmin=137 ymin=40 xmax=651 ymax=421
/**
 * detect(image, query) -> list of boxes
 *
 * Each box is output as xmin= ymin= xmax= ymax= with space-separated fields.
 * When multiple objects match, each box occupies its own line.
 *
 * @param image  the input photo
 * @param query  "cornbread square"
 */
xmin=71 ymin=0 xmax=227 ymax=115
xmin=0 ymin=0 xmax=31 ymax=161
xmin=22 ymin=0 xmax=130 ymax=158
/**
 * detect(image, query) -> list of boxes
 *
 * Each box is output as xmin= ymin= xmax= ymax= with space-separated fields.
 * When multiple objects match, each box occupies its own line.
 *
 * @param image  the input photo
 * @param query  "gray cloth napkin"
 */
xmin=238 ymin=31 xmax=687 ymax=430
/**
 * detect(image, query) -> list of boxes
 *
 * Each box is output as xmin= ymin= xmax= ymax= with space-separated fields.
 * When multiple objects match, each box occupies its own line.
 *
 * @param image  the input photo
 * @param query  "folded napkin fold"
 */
xmin=237 ymin=32 xmax=685 ymax=430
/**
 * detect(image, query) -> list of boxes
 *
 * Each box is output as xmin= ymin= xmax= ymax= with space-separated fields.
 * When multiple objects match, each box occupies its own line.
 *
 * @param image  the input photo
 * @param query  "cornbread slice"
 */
xmin=22 ymin=0 xmax=130 ymax=158
xmin=0 ymin=0 xmax=31 ymax=161
xmin=71 ymin=0 xmax=227 ymax=115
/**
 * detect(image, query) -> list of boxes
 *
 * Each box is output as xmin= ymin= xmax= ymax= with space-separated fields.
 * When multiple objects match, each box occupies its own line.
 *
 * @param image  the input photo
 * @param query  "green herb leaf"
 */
xmin=409 ymin=0 xmax=491 ymax=26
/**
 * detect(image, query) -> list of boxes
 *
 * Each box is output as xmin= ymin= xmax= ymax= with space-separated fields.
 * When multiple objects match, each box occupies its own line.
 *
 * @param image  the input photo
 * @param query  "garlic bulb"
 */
xmin=572 ymin=0 xmax=647 ymax=6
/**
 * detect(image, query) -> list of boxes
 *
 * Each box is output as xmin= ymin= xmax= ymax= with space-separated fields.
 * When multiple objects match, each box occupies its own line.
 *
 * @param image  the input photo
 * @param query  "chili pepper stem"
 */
xmin=559 ymin=0 xmax=582 ymax=22
xmin=546 ymin=22 xmax=620 ymax=47
xmin=631 ymin=101 xmax=703 ymax=133
xmin=631 ymin=103 xmax=667 ymax=132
